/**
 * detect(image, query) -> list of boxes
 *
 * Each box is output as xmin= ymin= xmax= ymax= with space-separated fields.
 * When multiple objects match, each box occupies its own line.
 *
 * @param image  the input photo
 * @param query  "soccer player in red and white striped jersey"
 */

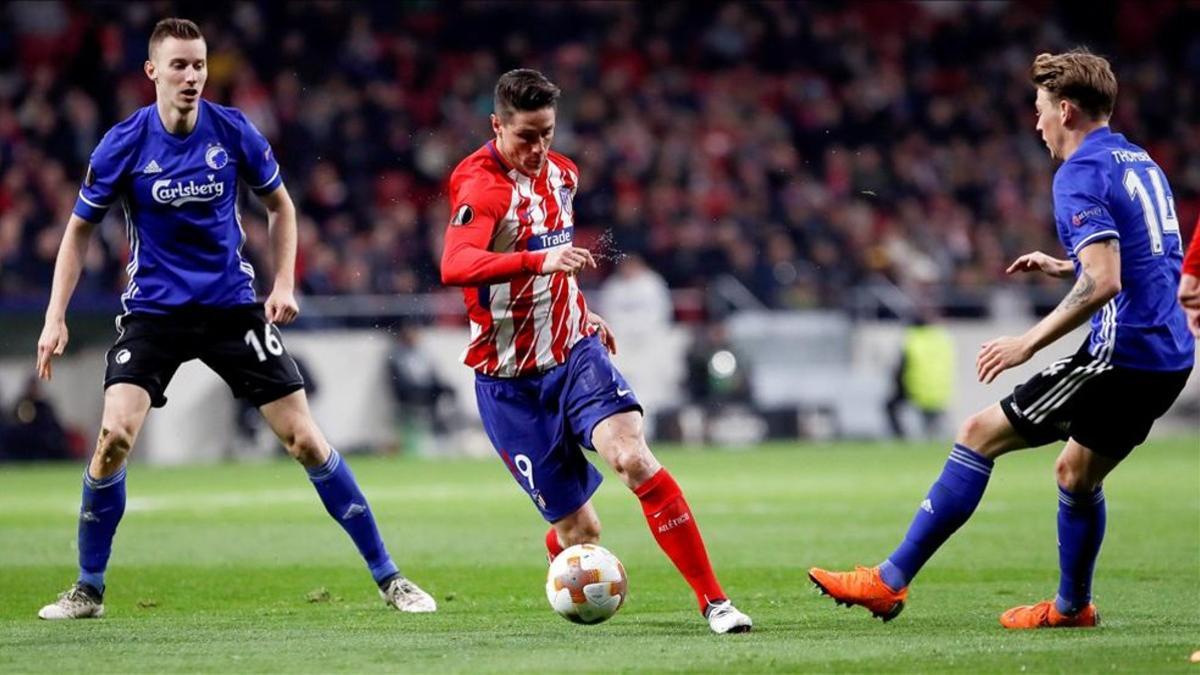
xmin=441 ymin=69 xmax=751 ymax=634
xmin=441 ymin=119 xmax=589 ymax=377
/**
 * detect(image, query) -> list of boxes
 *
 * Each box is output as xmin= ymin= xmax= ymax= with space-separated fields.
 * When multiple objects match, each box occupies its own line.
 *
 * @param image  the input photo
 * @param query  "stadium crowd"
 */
xmin=1 ymin=1 xmax=1197 ymax=314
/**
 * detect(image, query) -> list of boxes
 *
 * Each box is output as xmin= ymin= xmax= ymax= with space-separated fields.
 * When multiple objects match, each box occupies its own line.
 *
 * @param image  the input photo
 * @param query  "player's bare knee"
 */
xmin=611 ymin=443 xmax=657 ymax=486
xmin=954 ymin=412 xmax=986 ymax=446
xmin=285 ymin=429 xmax=326 ymax=466
xmin=95 ymin=424 xmax=134 ymax=467
xmin=955 ymin=411 xmax=1004 ymax=458
xmin=1054 ymin=456 xmax=1096 ymax=493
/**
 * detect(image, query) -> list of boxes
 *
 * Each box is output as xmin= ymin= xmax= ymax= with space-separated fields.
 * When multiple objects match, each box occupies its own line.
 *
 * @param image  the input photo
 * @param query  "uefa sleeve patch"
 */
xmin=84 ymin=164 xmax=96 ymax=187
xmin=450 ymin=204 xmax=474 ymax=226
xmin=1071 ymin=205 xmax=1106 ymax=227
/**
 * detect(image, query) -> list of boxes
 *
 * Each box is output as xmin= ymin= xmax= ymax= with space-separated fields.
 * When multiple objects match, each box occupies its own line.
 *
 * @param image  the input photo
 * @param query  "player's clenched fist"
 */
xmin=265 ymin=287 xmax=300 ymax=325
xmin=540 ymin=246 xmax=596 ymax=275
xmin=36 ymin=318 xmax=68 ymax=381
xmin=1006 ymin=251 xmax=1073 ymax=278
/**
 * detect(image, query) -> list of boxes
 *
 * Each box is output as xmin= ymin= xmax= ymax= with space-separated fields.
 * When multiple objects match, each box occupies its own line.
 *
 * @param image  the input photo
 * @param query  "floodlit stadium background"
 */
xmin=0 ymin=1 xmax=1196 ymax=462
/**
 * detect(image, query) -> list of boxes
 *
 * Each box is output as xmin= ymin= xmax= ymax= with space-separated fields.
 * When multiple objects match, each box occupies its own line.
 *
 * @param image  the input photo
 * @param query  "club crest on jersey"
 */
xmin=450 ymin=204 xmax=474 ymax=226
xmin=205 ymin=144 xmax=229 ymax=171
xmin=152 ymin=175 xmax=226 ymax=207
xmin=557 ymin=186 xmax=573 ymax=216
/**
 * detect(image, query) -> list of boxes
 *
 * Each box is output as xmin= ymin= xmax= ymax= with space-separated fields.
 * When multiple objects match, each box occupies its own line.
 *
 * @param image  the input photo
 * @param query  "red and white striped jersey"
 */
xmin=441 ymin=141 xmax=590 ymax=378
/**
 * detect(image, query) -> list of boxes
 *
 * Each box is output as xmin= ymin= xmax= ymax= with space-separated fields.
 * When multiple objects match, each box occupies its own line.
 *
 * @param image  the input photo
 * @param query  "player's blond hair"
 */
xmin=149 ymin=18 xmax=204 ymax=59
xmin=1030 ymin=49 xmax=1117 ymax=120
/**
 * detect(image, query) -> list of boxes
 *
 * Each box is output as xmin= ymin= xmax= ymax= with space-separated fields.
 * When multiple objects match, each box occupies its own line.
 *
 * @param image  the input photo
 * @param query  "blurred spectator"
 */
xmin=597 ymin=254 xmax=673 ymax=338
xmin=387 ymin=324 xmax=457 ymax=454
xmin=685 ymin=321 xmax=751 ymax=408
xmin=3 ymin=374 xmax=70 ymax=461
xmin=885 ymin=307 xmax=955 ymax=440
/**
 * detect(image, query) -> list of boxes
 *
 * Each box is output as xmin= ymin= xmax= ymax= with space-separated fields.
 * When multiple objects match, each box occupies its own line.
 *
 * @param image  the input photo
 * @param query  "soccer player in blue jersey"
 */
xmin=34 ymin=18 xmax=435 ymax=619
xmin=810 ymin=49 xmax=1194 ymax=628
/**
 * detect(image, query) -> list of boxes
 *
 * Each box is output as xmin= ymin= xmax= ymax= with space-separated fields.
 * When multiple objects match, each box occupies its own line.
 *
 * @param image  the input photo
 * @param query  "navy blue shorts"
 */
xmin=474 ymin=335 xmax=642 ymax=522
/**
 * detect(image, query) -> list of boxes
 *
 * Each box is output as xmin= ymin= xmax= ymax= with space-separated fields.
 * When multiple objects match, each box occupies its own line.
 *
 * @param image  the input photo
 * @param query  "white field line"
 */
xmin=0 ymin=484 xmax=523 ymax=516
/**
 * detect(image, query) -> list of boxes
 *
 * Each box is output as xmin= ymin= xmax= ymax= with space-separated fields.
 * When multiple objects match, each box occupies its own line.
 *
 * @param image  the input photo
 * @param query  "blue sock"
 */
xmin=306 ymin=449 xmax=399 ymax=584
xmin=77 ymin=466 xmax=128 ymax=593
xmin=1055 ymin=486 xmax=1106 ymax=615
xmin=879 ymin=444 xmax=993 ymax=591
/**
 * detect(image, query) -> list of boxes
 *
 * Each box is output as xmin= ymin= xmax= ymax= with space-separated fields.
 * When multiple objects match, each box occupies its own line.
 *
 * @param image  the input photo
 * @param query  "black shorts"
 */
xmin=1001 ymin=343 xmax=1191 ymax=460
xmin=104 ymin=304 xmax=306 ymax=408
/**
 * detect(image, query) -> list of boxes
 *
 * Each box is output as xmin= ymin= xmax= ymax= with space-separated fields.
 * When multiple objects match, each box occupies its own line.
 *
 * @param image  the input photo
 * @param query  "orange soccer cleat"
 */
xmin=808 ymin=565 xmax=908 ymax=622
xmin=999 ymin=600 xmax=1099 ymax=629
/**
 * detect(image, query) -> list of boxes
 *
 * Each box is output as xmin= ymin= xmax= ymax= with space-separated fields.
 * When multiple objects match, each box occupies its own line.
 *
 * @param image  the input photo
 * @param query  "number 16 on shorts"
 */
xmin=244 ymin=325 xmax=283 ymax=362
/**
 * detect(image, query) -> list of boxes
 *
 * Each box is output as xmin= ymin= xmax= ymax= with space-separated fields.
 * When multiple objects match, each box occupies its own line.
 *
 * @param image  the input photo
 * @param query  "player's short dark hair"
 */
xmin=149 ymin=18 xmax=204 ymax=59
xmin=1030 ymin=49 xmax=1117 ymax=120
xmin=494 ymin=69 xmax=560 ymax=121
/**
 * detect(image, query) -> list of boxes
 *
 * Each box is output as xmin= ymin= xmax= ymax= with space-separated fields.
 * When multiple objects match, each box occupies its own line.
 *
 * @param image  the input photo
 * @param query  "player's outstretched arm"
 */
xmin=978 ymin=239 xmax=1121 ymax=383
xmin=37 ymin=214 xmax=97 ymax=380
xmin=258 ymin=185 xmax=299 ymax=325
xmin=1006 ymin=250 xmax=1073 ymax=278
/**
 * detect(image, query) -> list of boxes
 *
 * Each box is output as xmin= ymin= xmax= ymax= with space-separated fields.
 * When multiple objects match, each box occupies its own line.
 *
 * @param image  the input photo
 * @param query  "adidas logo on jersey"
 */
xmin=920 ymin=498 xmax=934 ymax=514
xmin=142 ymin=160 xmax=163 ymax=174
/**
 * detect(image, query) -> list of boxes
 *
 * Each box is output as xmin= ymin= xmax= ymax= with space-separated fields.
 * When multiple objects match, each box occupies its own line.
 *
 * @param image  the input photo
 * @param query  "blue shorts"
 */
xmin=474 ymin=335 xmax=642 ymax=522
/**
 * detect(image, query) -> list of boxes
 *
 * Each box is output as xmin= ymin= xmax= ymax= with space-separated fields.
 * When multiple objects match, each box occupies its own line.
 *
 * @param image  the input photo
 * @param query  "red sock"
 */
xmin=635 ymin=468 xmax=726 ymax=612
xmin=545 ymin=526 xmax=564 ymax=560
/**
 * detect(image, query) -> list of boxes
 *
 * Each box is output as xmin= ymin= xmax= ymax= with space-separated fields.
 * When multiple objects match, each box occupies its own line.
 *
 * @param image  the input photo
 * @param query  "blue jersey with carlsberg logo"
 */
xmin=1053 ymin=127 xmax=1192 ymax=371
xmin=73 ymin=100 xmax=283 ymax=314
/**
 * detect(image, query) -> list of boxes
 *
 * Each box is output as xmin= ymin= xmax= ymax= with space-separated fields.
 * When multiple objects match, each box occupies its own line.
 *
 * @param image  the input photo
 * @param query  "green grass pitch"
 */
xmin=1 ymin=437 xmax=1197 ymax=673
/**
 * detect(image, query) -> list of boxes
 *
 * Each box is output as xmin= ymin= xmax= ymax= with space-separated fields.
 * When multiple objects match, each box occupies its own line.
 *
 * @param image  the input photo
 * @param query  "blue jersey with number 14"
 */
xmin=73 ymin=100 xmax=283 ymax=315
xmin=1053 ymin=127 xmax=1193 ymax=371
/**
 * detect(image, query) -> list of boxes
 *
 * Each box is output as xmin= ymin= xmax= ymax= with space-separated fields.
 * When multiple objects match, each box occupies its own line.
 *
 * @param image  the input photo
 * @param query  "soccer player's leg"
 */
xmin=547 ymin=501 xmax=601 ymax=563
xmin=563 ymin=336 xmax=751 ymax=633
xmin=999 ymin=438 xmax=1111 ymax=629
xmin=40 ymin=385 xmax=153 ymax=619
xmin=208 ymin=306 xmax=434 ymax=612
xmin=809 ymin=402 xmax=1029 ymax=621
xmin=590 ymin=411 xmax=751 ymax=633
xmin=41 ymin=315 xmax=177 ymax=620
xmin=257 ymin=389 xmax=434 ymax=612
xmin=1000 ymin=362 xmax=1190 ymax=629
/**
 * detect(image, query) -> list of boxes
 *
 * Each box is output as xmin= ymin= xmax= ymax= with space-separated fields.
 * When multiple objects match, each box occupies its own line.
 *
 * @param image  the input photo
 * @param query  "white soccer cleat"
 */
xmin=379 ymin=576 xmax=437 ymax=613
xmin=38 ymin=584 xmax=105 ymax=620
xmin=706 ymin=600 xmax=752 ymax=634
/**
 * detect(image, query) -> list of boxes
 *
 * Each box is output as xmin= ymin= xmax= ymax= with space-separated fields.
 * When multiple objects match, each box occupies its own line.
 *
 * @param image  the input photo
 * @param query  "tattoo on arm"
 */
xmin=1058 ymin=270 xmax=1096 ymax=312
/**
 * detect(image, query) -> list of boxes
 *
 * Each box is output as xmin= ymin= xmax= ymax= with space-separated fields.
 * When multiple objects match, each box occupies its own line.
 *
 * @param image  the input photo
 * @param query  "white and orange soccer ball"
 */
xmin=545 ymin=544 xmax=628 ymax=624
